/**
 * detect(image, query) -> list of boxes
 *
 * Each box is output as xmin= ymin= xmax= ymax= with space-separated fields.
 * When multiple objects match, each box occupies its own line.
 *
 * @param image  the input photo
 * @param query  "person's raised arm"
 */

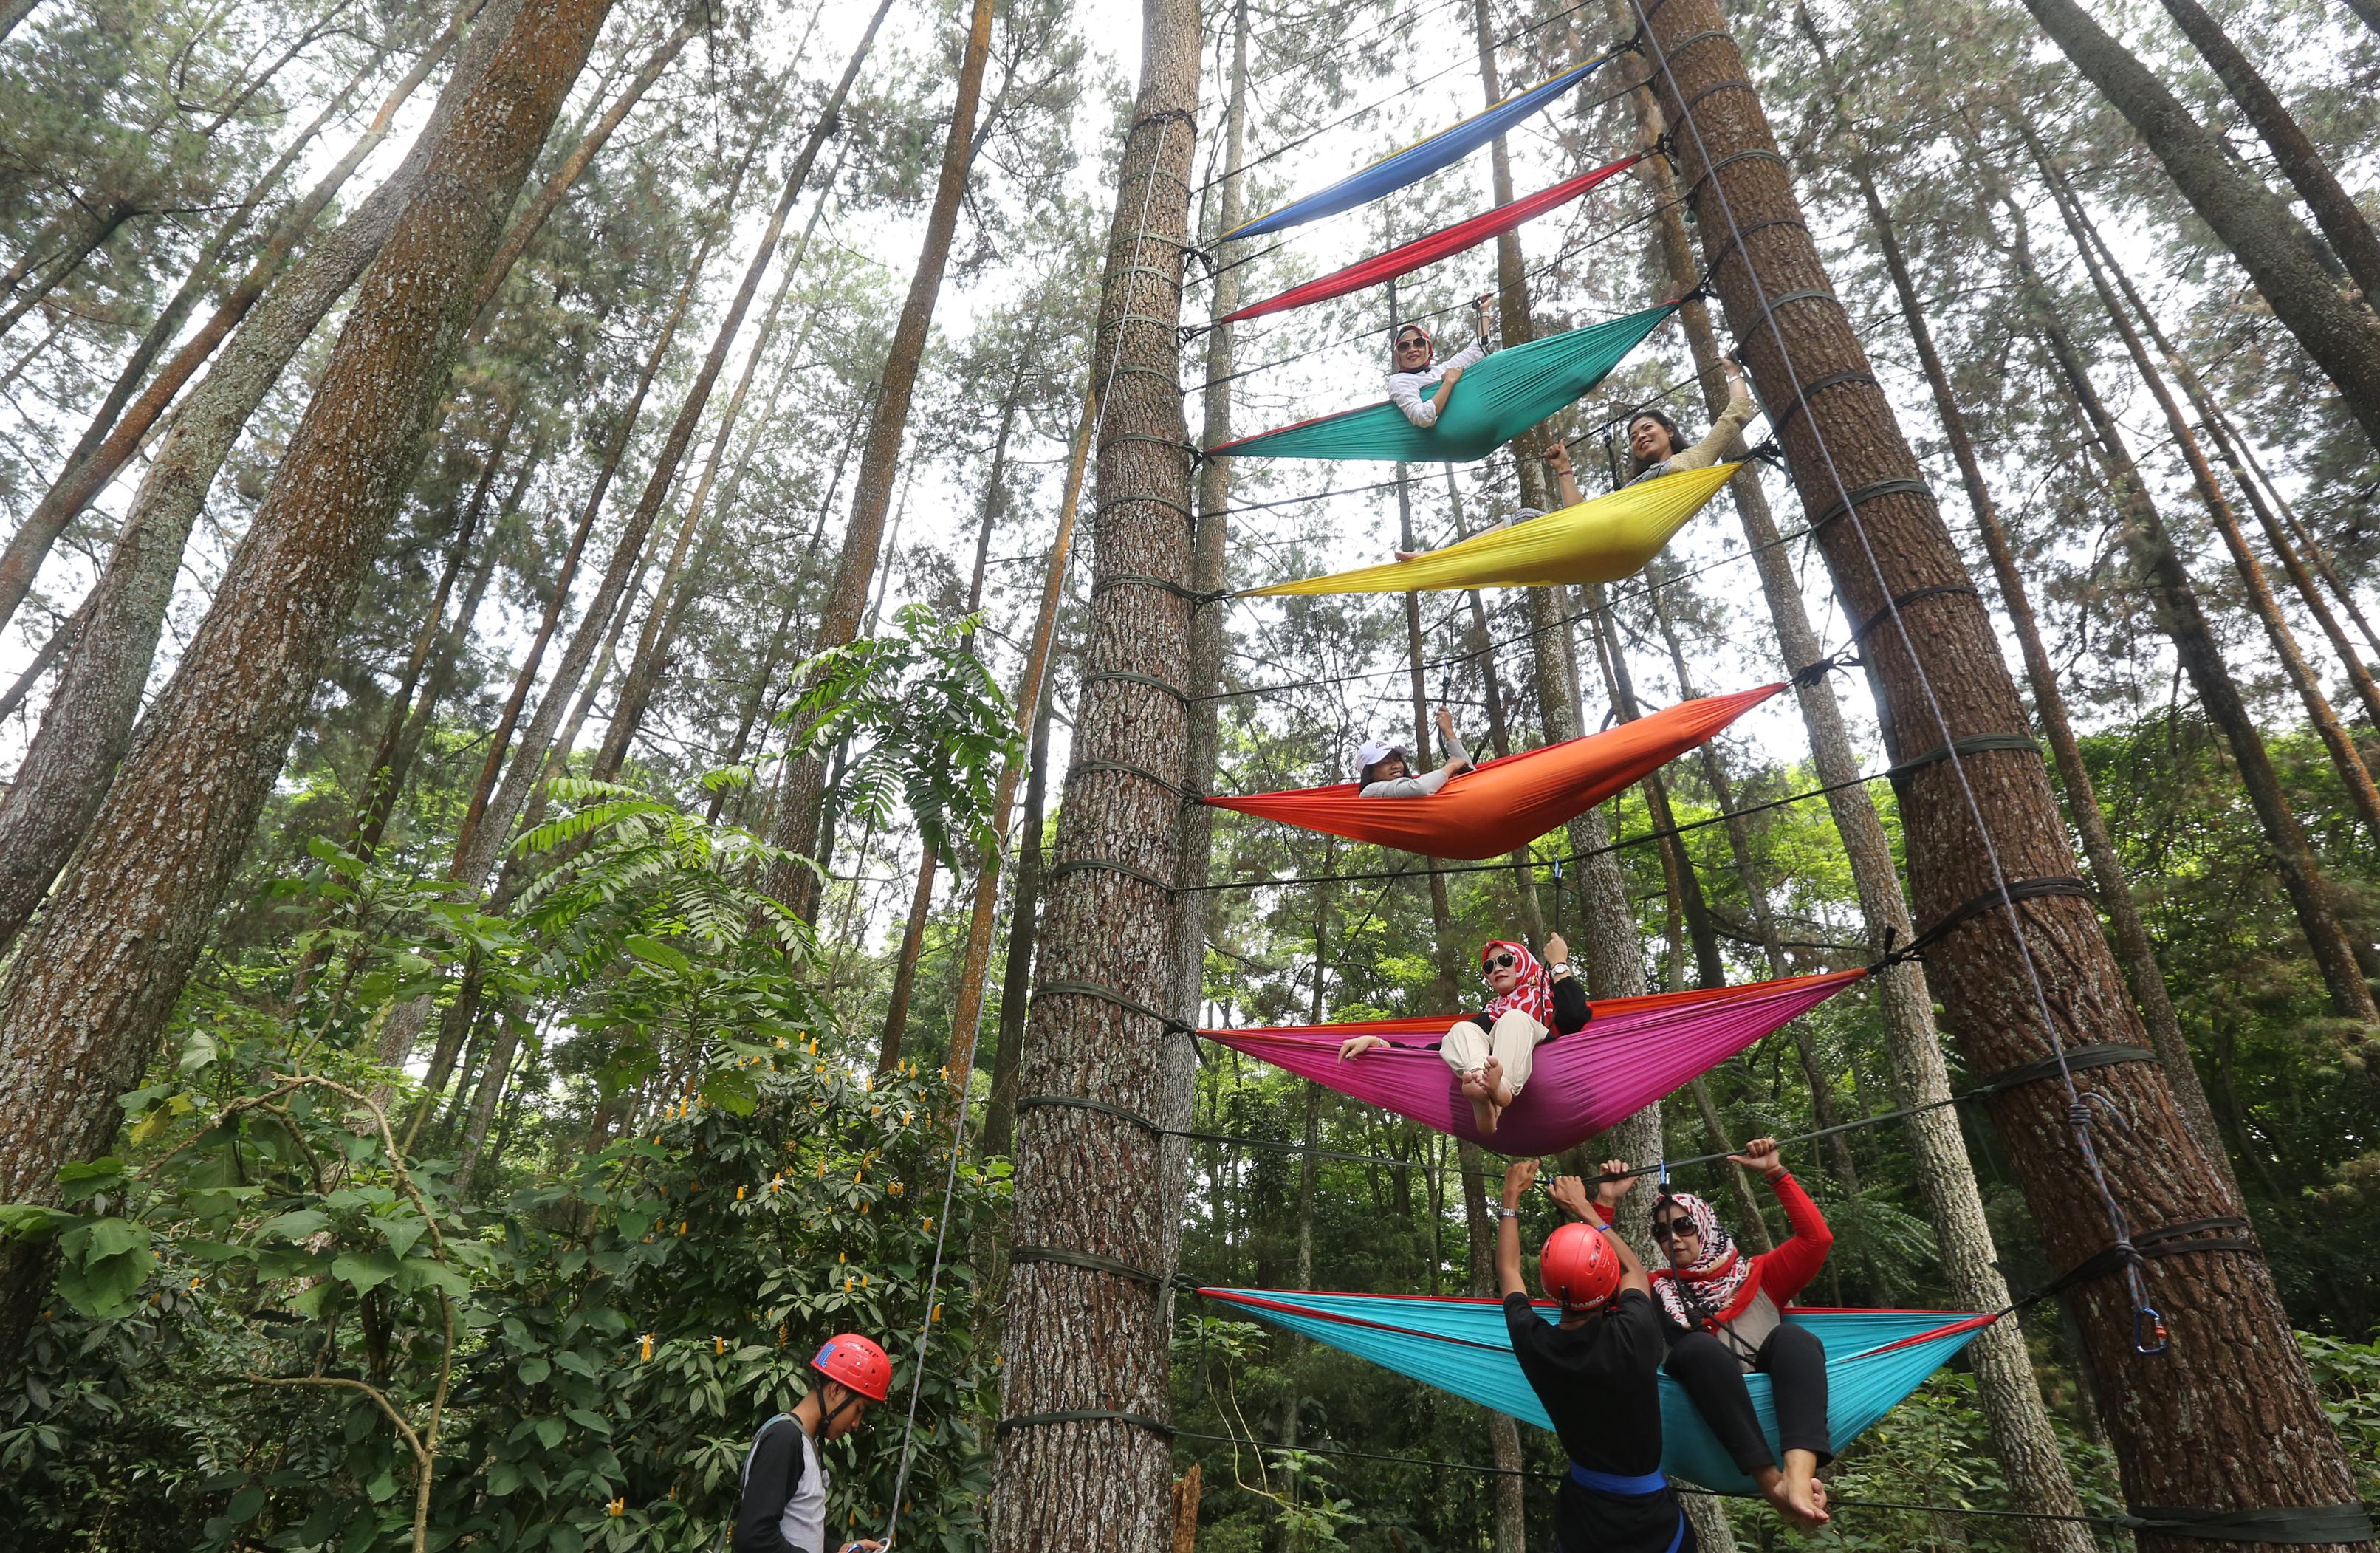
xmin=1730 ymin=1137 xmax=1833 ymax=1299
xmin=1542 ymin=439 xmax=1587 ymax=507
xmin=1678 ymin=357 xmax=1757 ymax=470
xmin=1495 ymin=1159 xmax=1537 ymax=1297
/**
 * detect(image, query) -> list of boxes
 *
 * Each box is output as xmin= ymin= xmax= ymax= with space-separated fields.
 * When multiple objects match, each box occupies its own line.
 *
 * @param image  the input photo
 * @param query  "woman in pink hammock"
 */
xmin=1336 ymin=936 xmax=1589 ymax=1135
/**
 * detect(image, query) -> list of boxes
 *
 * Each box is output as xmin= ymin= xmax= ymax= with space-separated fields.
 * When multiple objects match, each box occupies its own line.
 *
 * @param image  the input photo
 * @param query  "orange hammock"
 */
xmin=1204 ymin=683 xmax=1785 ymax=860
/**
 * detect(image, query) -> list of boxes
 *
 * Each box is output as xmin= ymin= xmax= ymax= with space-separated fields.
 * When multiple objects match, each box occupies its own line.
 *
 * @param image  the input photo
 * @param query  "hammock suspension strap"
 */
xmin=1887 ymin=731 xmax=2044 ymax=780
xmin=1079 ymin=668 xmax=1192 ymax=705
xmin=1768 ymin=369 xmax=1880 ymax=437
xmin=1810 ymin=477 xmax=1938 ymax=534
xmin=1890 ymin=874 xmax=2096 ymax=963
xmin=1030 ymin=978 xmax=1193 ymax=1033
xmin=2118 ymin=1504 xmax=2375 ymax=1544
xmin=1009 ymin=1244 xmax=1166 ymax=1286
xmin=2011 ymin=1216 xmax=2259 ymax=1327
xmin=1850 ymin=583 xmax=1978 ymax=645
xmin=996 ymin=1410 xmax=1177 ymax=1439
xmin=1738 ymin=286 xmax=1842 ymax=338
xmin=1698 ymin=214 xmax=1808 ymax=281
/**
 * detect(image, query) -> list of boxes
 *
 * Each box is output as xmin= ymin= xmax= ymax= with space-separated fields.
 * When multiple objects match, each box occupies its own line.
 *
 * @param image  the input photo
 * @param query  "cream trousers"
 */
xmin=1441 ymin=1008 xmax=1547 ymax=1096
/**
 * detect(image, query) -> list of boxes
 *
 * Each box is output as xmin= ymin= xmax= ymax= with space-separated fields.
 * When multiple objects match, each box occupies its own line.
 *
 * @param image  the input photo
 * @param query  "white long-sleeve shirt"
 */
xmin=1360 ymin=727 xmax=1473 ymax=798
xmin=1387 ymin=337 xmax=1487 ymax=429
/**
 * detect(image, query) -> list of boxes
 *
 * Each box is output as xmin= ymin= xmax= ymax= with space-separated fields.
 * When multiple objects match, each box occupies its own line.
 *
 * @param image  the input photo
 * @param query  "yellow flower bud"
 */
xmin=713 ymin=1336 xmax=724 ymax=1355
xmin=736 ymin=1185 xmax=747 ymax=1200
xmin=639 ymin=1334 xmax=654 ymax=1361
xmin=608 ymin=1497 xmax=625 ymax=1518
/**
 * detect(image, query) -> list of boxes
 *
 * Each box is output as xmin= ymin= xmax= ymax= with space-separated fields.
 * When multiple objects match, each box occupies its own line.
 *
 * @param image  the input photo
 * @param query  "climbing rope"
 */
xmin=1630 ymin=0 xmax=2163 ymax=1354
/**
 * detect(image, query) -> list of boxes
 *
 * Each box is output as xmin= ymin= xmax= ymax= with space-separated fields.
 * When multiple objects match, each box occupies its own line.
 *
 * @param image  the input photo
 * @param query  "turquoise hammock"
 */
xmin=1201 ymin=1288 xmax=1993 ymax=1495
xmin=1209 ymin=302 xmax=1676 ymax=464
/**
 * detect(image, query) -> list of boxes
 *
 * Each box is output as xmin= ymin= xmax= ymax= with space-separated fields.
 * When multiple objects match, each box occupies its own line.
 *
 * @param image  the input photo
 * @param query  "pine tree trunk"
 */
xmin=1826 ymin=118 xmax=2229 ymax=1179
xmin=2003 ymin=198 xmax=2379 ymax=1026
xmin=1641 ymin=5 xmax=2370 ymax=1543
xmin=980 ymin=656 xmax=1062 ymax=1159
xmin=1444 ymin=471 xmax=1546 ymax=945
xmin=0 ymin=0 xmax=521 ymax=959
xmin=2022 ymin=126 xmax=2380 ymax=849
xmin=2051 ymin=151 xmax=2380 ymax=735
xmin=0 ymin=201 xmax=134 ymax=346
xmin=0 ymin=0 xmax=40 ymax=42
xmin=1628 ymin=18 xmax=2100 ymax=1544
xmin=2153 ymin=0 xmax=2380 ymax=305
xmin=986 ymin=0 xmax=1198 ymax=1535
xmin=0 ymin=0 xmax=614 ymax=1356
xmin=0 ymin=0 xmax=490 ymax=640
xmin=767 ymin=0 xmax=1004 ymax=919
xmin=2015 ymin=0 xmax=2380 ymax=445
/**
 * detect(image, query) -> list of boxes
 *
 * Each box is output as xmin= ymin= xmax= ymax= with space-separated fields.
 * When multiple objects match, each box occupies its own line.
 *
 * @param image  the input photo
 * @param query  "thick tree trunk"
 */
xmin=986 ymin=0 xmax=1198 ymax=1537
xmin=1640 ymin=5 xmax=2370 ymax=1544
xmin=2003 ymin=199 xmax=2379 ymax=1026
xmin=2023 ymin=127 xmax=2380 ymax=851
xmin=766 ymin=0 xmax=1003 ymax=919
xmin=1629 ymin=19 xmax=2099 ymax=1546
xmin=0 ymin=0 xmax=522 ymax=959
xmin=2015 ymin=0 xmax=2380 ymax=446
xmin=2153 ymin=0 xmax=2380 ymax=305
xmin=0 ymin=0 xmax=490 ymax=640
xmin=1825 ymin=118 xmax=2226 ymax=1178
xmin=0 ymin=0 xmax=40 ymax=41
xmin=0 ymin=0 xmax=614 ymax=1356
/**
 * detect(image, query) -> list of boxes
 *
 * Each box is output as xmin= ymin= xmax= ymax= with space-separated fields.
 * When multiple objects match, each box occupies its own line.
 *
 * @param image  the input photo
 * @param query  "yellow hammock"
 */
xmin=1244 ymin=462 xmax=1739 ymax=597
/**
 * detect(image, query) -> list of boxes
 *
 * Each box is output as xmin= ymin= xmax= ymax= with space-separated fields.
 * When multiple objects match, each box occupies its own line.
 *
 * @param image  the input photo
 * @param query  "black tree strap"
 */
xmin=2014 ymin=1216 xmax=2258 ymax=1313
xmin=1899 ymin=874 xmax=2093 ymax=959
xmin=1738 ymin=286 xmax=1842 ymax=338
xmin=1850 ymin=583 xmax=1979 ymax=645
xmin=1107 ymin=430 xmax=1202 ymax=456
xmin=1970 ymin=1043 xmax=2154 ymax=1097
xmin=1009 ymin=1244 xmax=1164 ymax=1286
xmin=1678 ymin=77 xmax=1755 ymax=118
xmin=1030 ymin=978 xmax=1191 ymax=1032
xmin=1887 ymin=731 xmax=2044 ymax=779
xmin=1044 ymin=855 xmax=1175 ymax=894
xmin=1768 ymin=370 xmax=1880 ymax=436
xmin=2118 ymin=1503 xmax=2373 ymax=1543
xmin=1790 ymin=648 xmax=1856 ymax=688
xmin=1686 ymin=145 xmax=1788 ymax=197
xmin=996 ymin=1409 xmax=1176 ymax=1439
xmin=1809 ymin=476 xmax=1936 ymax=534
xmin=1071 ymin=758 xmax=1189 ymax=795
xmin=1079 ymin=668 xmax=1191 ymax=704
xmin=1092 ymin=485 xmax=1195 ymax=520
xmin=1015 ymin=1093 xmax=1166 ymax=1137
xmin=1092 ymin=571 xmax=1206 ymax=603
xmin=1700 ymin=214 xmax=1807 ymax=279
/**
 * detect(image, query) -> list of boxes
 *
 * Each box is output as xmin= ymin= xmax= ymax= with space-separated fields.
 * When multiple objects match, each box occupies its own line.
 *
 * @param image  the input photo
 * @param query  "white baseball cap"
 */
xmin=1356 ymin=739 xmax=1407 ymax=778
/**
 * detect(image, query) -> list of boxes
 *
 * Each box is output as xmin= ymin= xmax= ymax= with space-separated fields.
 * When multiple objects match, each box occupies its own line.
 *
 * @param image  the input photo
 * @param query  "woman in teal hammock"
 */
xmin=1386 ymin=295 xmax=1494 ymax=430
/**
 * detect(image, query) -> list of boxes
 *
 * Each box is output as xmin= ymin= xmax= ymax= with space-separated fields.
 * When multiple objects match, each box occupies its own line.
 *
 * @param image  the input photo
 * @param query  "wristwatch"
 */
xmin=1549 ymin=961 xmax=1574 ymax=979
xmin=1492 ymin=1204 xmax=1517 ymax=1221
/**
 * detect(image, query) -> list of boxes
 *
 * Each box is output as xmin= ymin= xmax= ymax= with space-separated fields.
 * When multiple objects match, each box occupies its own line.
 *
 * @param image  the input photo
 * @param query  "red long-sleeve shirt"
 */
xmin=1597 ymin=1170 xmax=1833 ymax=1328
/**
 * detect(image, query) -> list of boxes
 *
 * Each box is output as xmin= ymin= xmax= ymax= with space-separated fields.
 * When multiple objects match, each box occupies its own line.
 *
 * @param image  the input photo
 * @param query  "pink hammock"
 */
xmin=1200 ymin=969 xmax=1866 ymax=1154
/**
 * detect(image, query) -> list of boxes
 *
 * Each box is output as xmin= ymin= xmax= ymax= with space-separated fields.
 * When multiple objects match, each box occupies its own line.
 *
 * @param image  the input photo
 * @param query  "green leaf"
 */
xmin=178 ymin=1029 xmax=220 ymax=1076
xmin=624 ymin=936 xmax=691 ymax=974
xmin=534 ymin=1416 xmax=566 ymax=1450
xmin=258 ymin=1209 xmax=331 ymax=1242
xmin=331 ymin=1249 xmax=402 ymax=1295
xmin=228 ymin=1484 xmax=266 ymax=1524
xmin=394 ymin=1258 xmax=471 ymax=1299
xmin=553 ymin=1349 xmax=597 ymax=1378
xmin=565 ymin=1407 xmax=612 ymax=1436
xmin=54 ymin=1218 xmax=151 ymax=1317
xmin=518 ymin=1356 xmax=552 ymax=1385
xmin=0 ymin=1204 xmax=73 ymax=1244
xmin=55 ymin=1157 xmax=128 ymax=1204
xmin=486 ymin=1461 xmax=521 ymax=1498
xmin=702 ymin=1068 xmax=759 ymax=1117
xmin=371 ymin=1211 xmax=426 ymax=1260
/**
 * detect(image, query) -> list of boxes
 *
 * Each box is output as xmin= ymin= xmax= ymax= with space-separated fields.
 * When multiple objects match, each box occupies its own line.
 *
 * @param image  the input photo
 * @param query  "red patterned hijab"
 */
xmin=1478 ymin=940 xmax=1554 ymax=1027
xmin=1650 ymin=1190 xmax=1750 ymax=1329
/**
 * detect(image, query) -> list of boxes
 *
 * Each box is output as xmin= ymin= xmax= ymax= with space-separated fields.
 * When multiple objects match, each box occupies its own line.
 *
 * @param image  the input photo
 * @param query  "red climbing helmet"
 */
xmin=1540 ymin=1222 xmax=1622 ymax=1312
xmin=812 ymin=1333 xmax=891 ymax=1402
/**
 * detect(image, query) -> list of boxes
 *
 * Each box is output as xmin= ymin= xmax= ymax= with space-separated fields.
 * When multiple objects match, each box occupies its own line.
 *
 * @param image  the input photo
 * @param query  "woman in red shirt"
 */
xmin=1593 ymin=1139 xmax=1834 ymax=1529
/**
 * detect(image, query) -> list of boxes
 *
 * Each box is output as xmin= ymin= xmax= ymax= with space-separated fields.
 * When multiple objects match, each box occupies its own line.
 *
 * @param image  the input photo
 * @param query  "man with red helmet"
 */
xmin=730 ymin=1332 xmax=893 ymax=1553
xmin=1495 ymin=1159 xmax=1694 ymax=1552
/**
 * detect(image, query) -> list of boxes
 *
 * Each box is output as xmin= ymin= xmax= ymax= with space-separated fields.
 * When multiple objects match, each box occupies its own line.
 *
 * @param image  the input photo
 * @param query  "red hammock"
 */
xmin=1204 ymin=682 xmax=1784 ymax=860
xmin=1221 ymin=153 xmax=1646 ymax=326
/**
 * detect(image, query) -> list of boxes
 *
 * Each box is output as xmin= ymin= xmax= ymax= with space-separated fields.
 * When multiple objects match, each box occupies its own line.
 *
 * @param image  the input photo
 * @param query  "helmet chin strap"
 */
xmin=818 ymin=1385 xmax=860 ymax=1437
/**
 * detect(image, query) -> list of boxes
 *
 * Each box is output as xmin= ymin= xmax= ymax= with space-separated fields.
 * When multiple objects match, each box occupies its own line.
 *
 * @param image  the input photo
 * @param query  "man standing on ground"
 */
xmin=732 ymin=1332 xmax=894 ymax=1553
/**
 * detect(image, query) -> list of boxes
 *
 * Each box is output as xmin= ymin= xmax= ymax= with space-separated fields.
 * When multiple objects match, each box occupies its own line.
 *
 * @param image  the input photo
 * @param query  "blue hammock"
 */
xmin=1224 ymin=52 xmax=1627 ymax=242
xmin=1201 ymin=1287 xmax=1992 ymax=1495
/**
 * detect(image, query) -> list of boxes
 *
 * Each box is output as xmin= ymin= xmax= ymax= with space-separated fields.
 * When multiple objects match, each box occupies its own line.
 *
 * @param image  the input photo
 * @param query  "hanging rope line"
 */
xmin=1630 ymin=1 xmax=2162 ymax=1357
xmin=877 ymin=110 xmax=1181 ymax=1549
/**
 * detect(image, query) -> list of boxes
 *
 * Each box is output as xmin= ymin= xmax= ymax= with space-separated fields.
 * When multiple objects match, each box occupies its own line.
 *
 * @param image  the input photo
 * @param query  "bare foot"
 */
xmin=1469 ymin=1094 xmax=1497 ymax=1134
xmin=1783 ymin=1451 xmax=1830 ymax=1527
xmin=1394 ymin=549 xmax=1424 ymax=562
xmin=1481 ymin=1056 xmax=1506 ymax=1103
xmin=1759 ymin=1471 xmax=1828 ymax=1529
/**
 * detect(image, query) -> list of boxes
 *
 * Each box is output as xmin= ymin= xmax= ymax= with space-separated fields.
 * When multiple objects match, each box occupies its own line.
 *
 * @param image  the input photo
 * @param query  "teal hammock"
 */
xmin=1210 ymin=302 xmax=1678 ymax=464
xmin=1201 ymin=1287 xmax=1993 ymax=1495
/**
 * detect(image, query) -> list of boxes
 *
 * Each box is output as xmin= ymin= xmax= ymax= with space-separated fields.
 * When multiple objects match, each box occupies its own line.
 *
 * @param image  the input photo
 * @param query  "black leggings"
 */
xmin=1664 ymin=1323 xmax=1831 ymax=1476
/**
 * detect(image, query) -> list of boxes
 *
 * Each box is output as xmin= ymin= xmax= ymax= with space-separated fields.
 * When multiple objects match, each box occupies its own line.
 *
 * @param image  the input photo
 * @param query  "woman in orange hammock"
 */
xmin=1335 ymin=936 xmax=1588 ymax=1135
xmin=1355 ymin=705 xmax=1475 ymax=797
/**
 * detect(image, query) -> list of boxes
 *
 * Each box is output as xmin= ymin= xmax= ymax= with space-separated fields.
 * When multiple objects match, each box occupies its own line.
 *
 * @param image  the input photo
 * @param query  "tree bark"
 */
xmin=765 ymin=0 xmax=1003 ymax=919
xmin=1640 ymin=4 xmax=2370 ymax=1543
xmin=2015 ymin=0 xmax=2380 ymax=447
xmin=0 ymin=0 xmax=614 ymax=1356
xmin=0 ymin=0 xmax=521 ymax=960
xmin=2153 ymin=0 xmax=2380 ymax=306
xmin=986 ymin=0 xmax=1198 ymax=1537
xmin=0 ymin=0 xmax=490 ymax=641
xmin=2001 ymin=192 xmax=2379 ymax=1026
xmin=0 ymin=0 xmax=41 ymax=41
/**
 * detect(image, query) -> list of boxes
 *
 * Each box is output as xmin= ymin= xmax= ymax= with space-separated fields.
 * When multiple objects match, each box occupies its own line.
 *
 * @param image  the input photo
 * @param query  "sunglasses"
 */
xmin=1482 ymin=953 xmax=1519 ymax=973
xmin=1650 ymin=1216 xmax=1701 ymax=1242
xmin=1396 ymin=335 xmax=1430 ymax=349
